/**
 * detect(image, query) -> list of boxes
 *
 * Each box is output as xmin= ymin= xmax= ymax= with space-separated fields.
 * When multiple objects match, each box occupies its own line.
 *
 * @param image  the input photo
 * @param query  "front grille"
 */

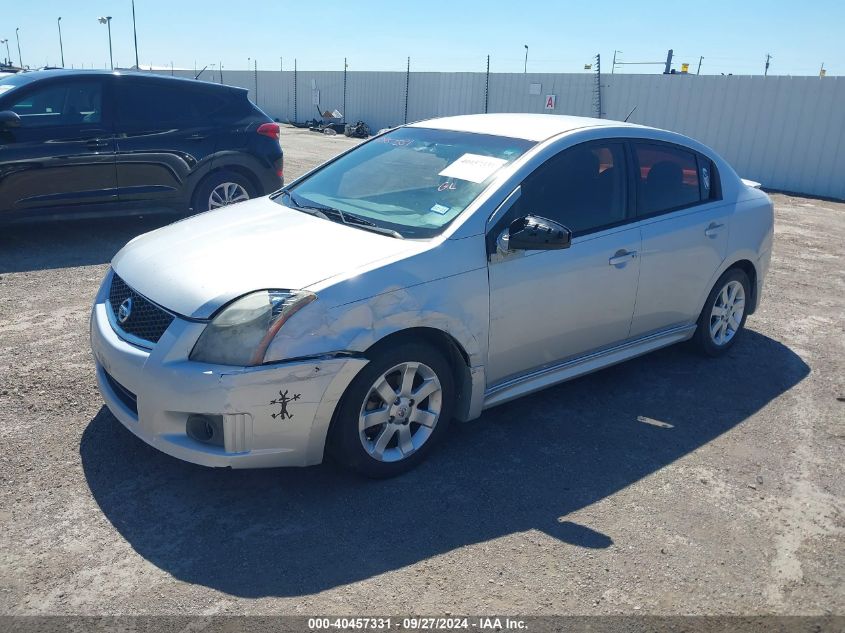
xmin=108 ymin=274 xmax=175 ymax=346
xmin=104 ymin=370 xmax=138 ymax=415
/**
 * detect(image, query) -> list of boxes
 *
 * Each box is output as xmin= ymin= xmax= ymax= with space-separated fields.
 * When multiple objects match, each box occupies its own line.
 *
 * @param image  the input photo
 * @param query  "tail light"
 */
xmin=257 ymin=122 xmax=280 ymax=140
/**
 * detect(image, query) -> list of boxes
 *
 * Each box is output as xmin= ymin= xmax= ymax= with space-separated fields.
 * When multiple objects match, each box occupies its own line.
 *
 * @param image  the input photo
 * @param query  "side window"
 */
xmin=634 ymin=143 xmax=702 ymax=215
xmin=115 ymin=81 xmax=202 ymax=127
xmin=699 ymin=156 xmax=721 ymax=201
xmin=515 ymin=143 xmax=627 ymax=235
xmin=9 ymin=81 xmax=102 ymax=128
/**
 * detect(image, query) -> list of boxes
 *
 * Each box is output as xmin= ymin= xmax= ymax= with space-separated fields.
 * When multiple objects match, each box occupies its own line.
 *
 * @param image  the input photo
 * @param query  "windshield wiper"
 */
xmin=282 ymin=190 xmax=404 ymax=239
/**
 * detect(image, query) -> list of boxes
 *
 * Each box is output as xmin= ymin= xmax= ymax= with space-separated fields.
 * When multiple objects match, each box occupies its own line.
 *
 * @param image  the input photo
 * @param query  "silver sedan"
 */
xmin=90 ymin=113 xmax=773 ymax=477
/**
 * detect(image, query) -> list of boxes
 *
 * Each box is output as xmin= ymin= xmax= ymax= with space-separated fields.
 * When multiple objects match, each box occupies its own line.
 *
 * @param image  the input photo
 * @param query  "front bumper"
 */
xmin=89 ymin=279 xmax=367 ymax=468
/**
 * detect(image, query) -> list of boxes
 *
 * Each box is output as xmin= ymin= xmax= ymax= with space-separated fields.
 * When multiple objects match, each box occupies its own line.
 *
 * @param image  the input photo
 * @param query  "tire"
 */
xmin=692 ymin=268 xmax=751 ymax=357
xmin=328 ymin=342 xmax=455 ymax=478
xmin=192 ymin=170 xmax=256 ymax=213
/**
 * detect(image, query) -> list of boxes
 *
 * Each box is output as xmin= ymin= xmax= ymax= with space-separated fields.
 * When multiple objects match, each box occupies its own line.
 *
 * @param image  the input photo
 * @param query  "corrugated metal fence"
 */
xmin=168 ymin=69 xmax=845 ymax=199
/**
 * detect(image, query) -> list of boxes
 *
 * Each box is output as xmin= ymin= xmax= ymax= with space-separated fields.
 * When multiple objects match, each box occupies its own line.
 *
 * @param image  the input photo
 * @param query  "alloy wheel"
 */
xmin=358 ymin=361 xmax=443 ymax=463
xmin=208 ymin=182 xmax=249 ymax=209
xmin=709 ymin=279 xmax=746 ymax=346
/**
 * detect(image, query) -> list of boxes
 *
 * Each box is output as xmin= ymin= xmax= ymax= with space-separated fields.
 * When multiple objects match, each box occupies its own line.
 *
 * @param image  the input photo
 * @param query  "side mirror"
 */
xmin=0 ymin=110 xmax=22 ymax=128
xmin=507 ymin=214 xmax=571 ymax=251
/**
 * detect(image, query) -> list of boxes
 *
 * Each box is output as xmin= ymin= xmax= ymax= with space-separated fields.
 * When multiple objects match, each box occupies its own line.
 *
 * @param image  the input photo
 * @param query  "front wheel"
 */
xmin=329 ymin=343 xmax=454 ymax=478
xmin=692 ymin=268 xmax=751 ymax=357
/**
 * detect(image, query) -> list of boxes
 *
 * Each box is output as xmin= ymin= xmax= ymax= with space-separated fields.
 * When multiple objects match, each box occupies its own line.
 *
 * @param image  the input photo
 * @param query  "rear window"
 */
xmin=634 ymin=143 xmax=702 ymax=215
xmin=115 ymin=80 xmax=231 ymax=127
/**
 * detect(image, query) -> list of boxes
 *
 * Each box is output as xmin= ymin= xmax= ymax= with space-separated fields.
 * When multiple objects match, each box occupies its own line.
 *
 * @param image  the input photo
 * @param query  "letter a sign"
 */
xmin=545 ymin=94 xmax=556 ymax=110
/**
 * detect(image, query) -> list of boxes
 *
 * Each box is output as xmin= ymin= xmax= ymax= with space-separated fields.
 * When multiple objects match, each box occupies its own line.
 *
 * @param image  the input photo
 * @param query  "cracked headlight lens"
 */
xmin=190 ymin=290 xmax=316 ymax=366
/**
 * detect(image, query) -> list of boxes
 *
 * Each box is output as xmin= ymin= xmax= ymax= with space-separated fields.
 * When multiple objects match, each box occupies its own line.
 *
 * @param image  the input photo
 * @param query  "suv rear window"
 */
xmin=634 ymin=143 xmax=702 ymax=215
xmin=115 ymin=80 xmax=230 ymax=127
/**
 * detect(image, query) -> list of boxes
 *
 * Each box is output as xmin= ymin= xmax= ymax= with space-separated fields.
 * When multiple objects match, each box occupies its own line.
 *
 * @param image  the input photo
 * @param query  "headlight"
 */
xmin=190 ymin=290 xmax=316 ymax=366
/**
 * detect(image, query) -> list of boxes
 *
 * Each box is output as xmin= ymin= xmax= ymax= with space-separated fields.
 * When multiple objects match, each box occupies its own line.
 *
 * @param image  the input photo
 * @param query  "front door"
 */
xmin=0 ymin=78 xmax=116 ymax=216
xmin=486 ymin=141 xmax=640 ymax=386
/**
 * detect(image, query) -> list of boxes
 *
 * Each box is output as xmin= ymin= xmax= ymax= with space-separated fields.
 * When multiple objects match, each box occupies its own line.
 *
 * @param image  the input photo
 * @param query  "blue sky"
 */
xmin=2 ymin=0 xmax=841 ymax=75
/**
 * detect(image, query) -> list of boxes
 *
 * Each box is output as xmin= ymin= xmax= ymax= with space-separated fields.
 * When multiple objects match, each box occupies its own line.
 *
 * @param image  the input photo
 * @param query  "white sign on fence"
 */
xmin=545 ymin=94 xmax=556 ymax=110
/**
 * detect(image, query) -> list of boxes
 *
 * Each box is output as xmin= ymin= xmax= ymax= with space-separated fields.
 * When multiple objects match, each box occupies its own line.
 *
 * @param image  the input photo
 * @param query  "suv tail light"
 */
xmin=257 ymin=122 xmax=280 ymax=140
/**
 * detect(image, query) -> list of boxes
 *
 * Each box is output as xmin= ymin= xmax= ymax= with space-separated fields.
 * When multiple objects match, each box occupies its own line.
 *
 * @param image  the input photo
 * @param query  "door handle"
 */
xmin=86 ymin=138 xmax=109 ymax=150
xmin=608 ymin=250 xmax=637 ymax=266
xmin=187 ymin=133 xmax=208 ymax=140
xmin=705 ymin=222 xmax=725 ymax=238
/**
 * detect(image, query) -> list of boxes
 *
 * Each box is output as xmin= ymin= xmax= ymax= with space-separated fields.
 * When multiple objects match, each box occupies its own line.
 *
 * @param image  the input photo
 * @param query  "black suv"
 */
xmin=0 ymin=70 xmax=283 ymax=223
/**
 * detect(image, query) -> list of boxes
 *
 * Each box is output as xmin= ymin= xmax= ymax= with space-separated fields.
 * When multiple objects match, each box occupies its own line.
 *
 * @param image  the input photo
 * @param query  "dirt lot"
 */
xmin=0 ymin=126 xmax=843 ymax=616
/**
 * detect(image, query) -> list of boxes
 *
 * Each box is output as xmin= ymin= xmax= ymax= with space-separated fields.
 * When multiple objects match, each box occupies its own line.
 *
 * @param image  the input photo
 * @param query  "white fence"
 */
xmin=168 ymin=69 xmax=845 ymax=199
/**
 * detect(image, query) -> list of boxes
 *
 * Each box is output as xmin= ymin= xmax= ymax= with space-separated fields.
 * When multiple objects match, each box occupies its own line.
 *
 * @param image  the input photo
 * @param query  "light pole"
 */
xmin=57 ymin=17 xmax=64 ymax=67
xmin=98 ymin=16 xmax=113 ymax=70
xmin=1 ymin=39 xmax=9 ymax=66
xmin=131 ymin=0 xmax=140 ymax=69
xmin=523 ymin=44 xmax=528 ymax=73
xmin=15 ymin=27 xmax=22 ymax=68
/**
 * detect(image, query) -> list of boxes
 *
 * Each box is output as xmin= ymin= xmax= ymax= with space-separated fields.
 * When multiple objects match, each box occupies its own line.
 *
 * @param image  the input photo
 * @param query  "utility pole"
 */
xmin=131 ymin=0 xmax=140 ymax=69
xmin=523 ymin=44 xmax=528 ymax=73
xmin=254 ymin=59 xmax=258 ymax=104
xmin=57 ymin=18 xmax=64 ymax=67
xmin=663 ymin=48 xmax=673 ymax=74
xmin=97 ymin=17 xmax=113 ymax=70
xmin=696 ymin=56 xmax=703 ymax=75
xmin=219 ymin=62 xmax=223 ymax=84
xmin=15 ymin=27 xmax=22 ymax=68
xmin=612 ymin=50 xmax=621 ymax=74
xmin=764 ymin=53 xmax=772 ymax=76
xmin=293 ymin=58 xmax=297 ymax=122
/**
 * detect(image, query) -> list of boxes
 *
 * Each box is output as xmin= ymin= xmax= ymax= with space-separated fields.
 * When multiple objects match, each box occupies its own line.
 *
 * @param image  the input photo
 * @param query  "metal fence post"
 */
xmin=485 ymin=55 xmax=490 ymax=114
xmin=404 ymin=57 xmax=410 ymax=124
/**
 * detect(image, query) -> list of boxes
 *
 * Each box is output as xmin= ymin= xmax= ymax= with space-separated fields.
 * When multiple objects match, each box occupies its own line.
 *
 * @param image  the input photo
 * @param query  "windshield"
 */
xmin=278 ymin=127 xmax=535 ymax=238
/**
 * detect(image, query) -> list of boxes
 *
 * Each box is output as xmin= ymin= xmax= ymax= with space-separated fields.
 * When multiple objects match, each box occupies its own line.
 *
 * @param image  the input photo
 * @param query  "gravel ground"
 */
xmin=0 ymin=126 xmax=843 ymax=616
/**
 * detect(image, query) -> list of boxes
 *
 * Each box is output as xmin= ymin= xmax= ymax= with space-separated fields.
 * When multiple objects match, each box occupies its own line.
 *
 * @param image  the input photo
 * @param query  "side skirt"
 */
xmin=482 ymin=324 xmax=696 ymax=409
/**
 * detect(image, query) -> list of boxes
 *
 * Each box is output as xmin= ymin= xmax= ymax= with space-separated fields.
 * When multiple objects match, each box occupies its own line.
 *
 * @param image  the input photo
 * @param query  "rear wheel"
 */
xmin=692 ymin=268 xmax=751 ymax=357
xmin=192 ymin=170 xmax=255 ymax=213
xmin=329 ymin=343 xmax=454 ymax=478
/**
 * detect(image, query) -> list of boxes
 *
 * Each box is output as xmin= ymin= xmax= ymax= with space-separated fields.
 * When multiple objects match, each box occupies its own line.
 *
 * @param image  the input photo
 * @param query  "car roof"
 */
xmin=1 ymin=68 xmax=245 ymax=93
xmin=408 ymin=113 xmax=645 ymax=142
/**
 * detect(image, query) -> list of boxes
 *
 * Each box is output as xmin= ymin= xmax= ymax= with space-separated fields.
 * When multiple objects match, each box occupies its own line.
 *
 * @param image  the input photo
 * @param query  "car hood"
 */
xmin=111 ymin=196 xmax=422 ymax=319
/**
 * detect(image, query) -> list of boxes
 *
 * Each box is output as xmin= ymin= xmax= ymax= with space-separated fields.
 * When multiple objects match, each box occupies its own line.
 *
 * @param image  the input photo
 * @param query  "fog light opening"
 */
xmin=186 ymin=414 xmax=224 ymax=447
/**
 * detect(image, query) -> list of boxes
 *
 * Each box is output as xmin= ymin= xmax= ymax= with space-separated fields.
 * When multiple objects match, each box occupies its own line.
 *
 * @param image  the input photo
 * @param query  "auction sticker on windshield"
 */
xmin=438 ymin=153 xmax=509 ymax=184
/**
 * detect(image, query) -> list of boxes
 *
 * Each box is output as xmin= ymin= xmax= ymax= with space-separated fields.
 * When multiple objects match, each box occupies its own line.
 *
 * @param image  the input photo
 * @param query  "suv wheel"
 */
xmin=193 ymin=170 xmax=255 ymax=212
xmin=692 ymin=268 xmax=751 ymax=357
xmin=329 ymin=343 xmax=454 ymax=478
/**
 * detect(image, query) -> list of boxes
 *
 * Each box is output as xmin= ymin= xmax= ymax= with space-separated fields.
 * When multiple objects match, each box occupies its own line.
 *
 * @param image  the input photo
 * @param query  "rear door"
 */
xmin=0 ymin=76 xmax=116 ymax=216
xmin=628 ymin=141 xmax=731 ymax=337
xmin=113 ymin=77 xmax=220 ymax=209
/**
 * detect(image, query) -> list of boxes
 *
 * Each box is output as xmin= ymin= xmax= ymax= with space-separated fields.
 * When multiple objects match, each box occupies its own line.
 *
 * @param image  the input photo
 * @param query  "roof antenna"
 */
xmin=194 ymin=64 xmax=208 ymax=80
xmin=623 ymin=105 xmax=637 ymax=122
